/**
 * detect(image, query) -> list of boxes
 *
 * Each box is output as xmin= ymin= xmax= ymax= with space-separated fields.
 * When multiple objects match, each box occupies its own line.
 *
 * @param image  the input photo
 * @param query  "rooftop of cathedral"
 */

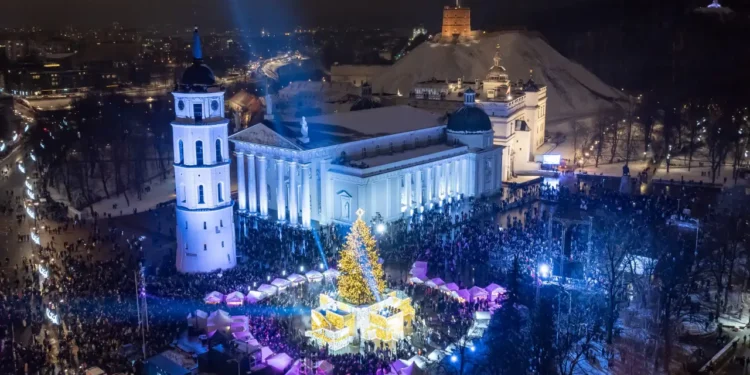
xmin=230 ymin=105 xmax=445 ymax=151
xmin=411 ymin=78 xmax=543 ymax=103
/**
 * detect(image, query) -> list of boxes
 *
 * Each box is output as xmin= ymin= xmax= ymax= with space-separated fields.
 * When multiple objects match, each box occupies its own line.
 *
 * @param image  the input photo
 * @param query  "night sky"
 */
xmin=1 ymin=0 xmax=596 ymax=31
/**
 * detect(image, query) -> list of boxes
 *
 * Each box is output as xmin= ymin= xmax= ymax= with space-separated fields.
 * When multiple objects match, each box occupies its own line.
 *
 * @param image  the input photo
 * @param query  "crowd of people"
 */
xmin=0 ymin=169 xmax=720 ymax=375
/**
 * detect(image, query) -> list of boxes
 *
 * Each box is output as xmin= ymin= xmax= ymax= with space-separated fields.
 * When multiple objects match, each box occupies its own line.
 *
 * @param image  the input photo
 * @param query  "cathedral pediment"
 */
xmin=230 ymin=123 xmax=302 ymax=151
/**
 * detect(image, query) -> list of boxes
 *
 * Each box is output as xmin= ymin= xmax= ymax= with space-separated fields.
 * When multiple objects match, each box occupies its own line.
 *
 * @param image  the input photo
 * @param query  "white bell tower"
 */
xmin=172 ymin=27 xmax=236 ymax=273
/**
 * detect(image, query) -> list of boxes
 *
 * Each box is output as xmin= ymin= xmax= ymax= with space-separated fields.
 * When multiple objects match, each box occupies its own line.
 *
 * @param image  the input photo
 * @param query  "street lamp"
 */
xmin=536 ymin=263 xmax=550 ymax=305
xmin=376 ymin=223 xmax=386 ymax=234
xmin=538 ymin=264 xmax=551 ymax=278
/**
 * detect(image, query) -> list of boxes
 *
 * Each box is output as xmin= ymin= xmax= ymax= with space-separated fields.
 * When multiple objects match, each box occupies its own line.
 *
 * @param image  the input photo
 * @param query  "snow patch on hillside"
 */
xmin=371 ymin=31 xmax=627 ymax=122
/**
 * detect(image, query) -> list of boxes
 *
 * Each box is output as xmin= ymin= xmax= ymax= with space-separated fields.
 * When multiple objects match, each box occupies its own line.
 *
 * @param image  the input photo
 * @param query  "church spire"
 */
xmin=493 ymin=44 xmax=502 ymax=67
xmin=192 ymin=26 xmax=203 ymax=61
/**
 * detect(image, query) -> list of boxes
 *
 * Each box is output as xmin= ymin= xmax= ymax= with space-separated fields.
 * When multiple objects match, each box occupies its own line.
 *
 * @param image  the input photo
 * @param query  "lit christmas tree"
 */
xmin=337 ymin=208 xmax=387 ymax=305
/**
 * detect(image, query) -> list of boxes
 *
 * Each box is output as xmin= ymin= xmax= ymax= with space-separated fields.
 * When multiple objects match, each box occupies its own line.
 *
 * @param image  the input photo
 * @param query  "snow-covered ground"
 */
xmin=48 ymin=171 xmax=177 ymax=219
xmin=371 ymin=31 xmax=626 ymax=123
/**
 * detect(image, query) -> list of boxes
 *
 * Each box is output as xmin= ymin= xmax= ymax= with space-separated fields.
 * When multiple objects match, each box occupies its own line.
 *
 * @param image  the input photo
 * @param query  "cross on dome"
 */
xmin=356 ymin=208 xmax=365 ymax=218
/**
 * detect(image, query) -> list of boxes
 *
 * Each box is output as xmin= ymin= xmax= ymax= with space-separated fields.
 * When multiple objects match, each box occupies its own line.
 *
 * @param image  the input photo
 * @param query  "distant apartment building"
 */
xmin=5 ymin=62 xmax=90 ymax=96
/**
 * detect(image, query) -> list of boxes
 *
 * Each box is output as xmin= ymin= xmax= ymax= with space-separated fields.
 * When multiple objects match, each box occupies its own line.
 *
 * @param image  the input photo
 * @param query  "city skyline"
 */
xmin=1 ymin=0 xmax=595 ymax=31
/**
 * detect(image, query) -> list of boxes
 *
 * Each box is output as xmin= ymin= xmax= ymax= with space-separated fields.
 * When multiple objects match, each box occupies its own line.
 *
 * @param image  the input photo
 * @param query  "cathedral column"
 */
xmin=258 ymin=155 xmax=268 ymax=217
xmin=445 ymin=161 xmax=456 ymax=197
xmin=453 ymin=160 xmax=460 ymax=197
xmin=415 ymin=169 xmax=423 ymax=207
xmin=288 ymin=161 xmax=299 ymax=225
xmin=246 ymin=154 xmax=257 ymax=214
xmin=276 ymin=159 xmax=287 ymax=222
xmin=437 ymin=164 xmax=444 ymax=200
xmin=236 ymin=152 xmax=246 ymax=211
xmin=426 ymin=166 xmax=433 ymax=203
xmin=460 ymin=158 xmax=468 ymax=196
xmin=320 ymin=159 xmax=330 ymax=224
xmin=301 ymin=164 xmax=311 ymax=228
xmin=404 ymin=172 xmax=412 ymax=211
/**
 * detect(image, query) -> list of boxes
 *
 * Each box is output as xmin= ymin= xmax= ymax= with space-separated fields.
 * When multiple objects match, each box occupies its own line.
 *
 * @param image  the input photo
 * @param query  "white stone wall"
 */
xmin=176 ymin=205 xmax=236 ymax=272
xmin=172 ymin=90 xmax=236 ymax=273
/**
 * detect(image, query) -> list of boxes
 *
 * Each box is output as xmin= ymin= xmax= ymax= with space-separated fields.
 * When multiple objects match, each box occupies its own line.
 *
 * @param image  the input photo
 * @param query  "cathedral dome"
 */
xmin=447 ymin=105 xmax=492 ymax=133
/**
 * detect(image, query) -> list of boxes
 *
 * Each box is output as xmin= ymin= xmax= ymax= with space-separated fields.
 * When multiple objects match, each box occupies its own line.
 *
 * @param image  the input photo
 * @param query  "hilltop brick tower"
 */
xmin=442 ymin=1 xmax=471 ymax=38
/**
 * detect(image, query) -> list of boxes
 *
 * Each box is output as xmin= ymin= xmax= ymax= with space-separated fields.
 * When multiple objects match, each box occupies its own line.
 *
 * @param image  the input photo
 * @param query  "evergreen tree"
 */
xmin=531 ymin=295 xmax=558 ymax=375
xmin=483 ymin=257 xmax=531 ymax=374
xmin=337 ymin=209 xmax=386 ymax=305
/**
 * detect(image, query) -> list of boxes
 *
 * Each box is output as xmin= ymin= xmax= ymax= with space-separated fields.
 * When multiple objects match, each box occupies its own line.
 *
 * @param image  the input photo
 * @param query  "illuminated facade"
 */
xmin=230 ymin=105 xmax=504 ymax=227
xmin=173 ymin=28 xmax=236 ymax=273
xmin=442 ymin=2 xmax=472 ymax=38
xmin=308 ymin=292 xmax=415 ymax=351
xmin=409 ymin=46 xmax=548 ymax=180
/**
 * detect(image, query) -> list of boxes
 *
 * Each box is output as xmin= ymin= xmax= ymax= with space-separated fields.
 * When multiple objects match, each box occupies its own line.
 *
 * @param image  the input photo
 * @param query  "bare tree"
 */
xmin=555 ymin=293 xmax=605 ymax=375
xmin=705 ymin=104 xmax=734 ymax=184
xmin=593 ymin=116 xmax=608 ymax=167
xmin=609 ymin=118 xmax=622 ymax=164
xmin=594 ymin=216 xmax=637 ymax=344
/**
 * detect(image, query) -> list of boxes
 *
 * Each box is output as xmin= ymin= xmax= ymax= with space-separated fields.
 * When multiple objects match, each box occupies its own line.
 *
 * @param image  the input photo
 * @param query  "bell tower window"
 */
xmin=194 ymin=103 xmax=203 ymax=122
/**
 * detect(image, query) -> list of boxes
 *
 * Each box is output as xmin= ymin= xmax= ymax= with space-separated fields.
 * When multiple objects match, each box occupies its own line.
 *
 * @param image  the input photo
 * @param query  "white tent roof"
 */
xmin=268 ymin=353 xmax=293 ymax=372
xmin=440 ymin=282 xmax=459 ymax=293
xmin=85 ymin=367 xmax=106 ymax=375
xmin=427 ymin=349 xmax=446 ymax=362
xmin=316 ymin=360 xmax=335 ymax=375
xmin=323 ymin=268 xmax=340 ymax=279
xmin=207 ymin=310 xmax=232 ymax=326
xmin=225 ymin=291 xmax=245 ymax=302
xmin=485 ymin=283 xmax=505 ymax=294
xmin=204 ymin=291 xmax=224 ymax=304
xmin=426 ymin=278 xmax=445 ymax=288
xmin=305 ymin=270 xmax=324 ymax=281
xmin=287 ymin=273 xmax=306 ymax=284
xmin=409 ymin=275 xmax=426 ymax=284
xmin=469 ymin=286 xmax=488 ymax=298
xmin=272 ymin=278 xmax=292 ymax=289
xmin=232 ymin=331 xmax=254 ymax=341
xmin=246 ymin=290 xmax=266 ymax=303
xmin=453 ymin=289 xmax=470 ymax=301
xmin=258 ymin=284 xmax=277 ymax=296
xmin=260 ymin=346 xmax=275 ymax=362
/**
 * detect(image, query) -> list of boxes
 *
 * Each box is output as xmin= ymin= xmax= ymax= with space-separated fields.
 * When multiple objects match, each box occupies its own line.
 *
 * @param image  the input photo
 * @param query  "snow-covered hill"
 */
xmin=371 ymin=31 xmax=627 ymax=122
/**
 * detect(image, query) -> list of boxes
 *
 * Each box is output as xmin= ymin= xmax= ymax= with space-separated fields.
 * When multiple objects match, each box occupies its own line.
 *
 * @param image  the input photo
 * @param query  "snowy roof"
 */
xmin=230 ymin=106 xmax=444 ymax=150
xmin=303 ymin=105 xmax=442 ymax=136
xmin=353 ymin=144 xmax=462 ymax=169
xmin=371 ymin=31 xmax=627 ymax=121
xmin=331 ymin=64 xmax=389 ymax=77
xmin=228 ymin=90 xmax=255 ymax=108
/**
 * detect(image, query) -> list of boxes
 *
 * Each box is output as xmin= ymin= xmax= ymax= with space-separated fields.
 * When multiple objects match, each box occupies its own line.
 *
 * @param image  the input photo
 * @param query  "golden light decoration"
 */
xmin=336 ymin=208 xmax=386 ymax=305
